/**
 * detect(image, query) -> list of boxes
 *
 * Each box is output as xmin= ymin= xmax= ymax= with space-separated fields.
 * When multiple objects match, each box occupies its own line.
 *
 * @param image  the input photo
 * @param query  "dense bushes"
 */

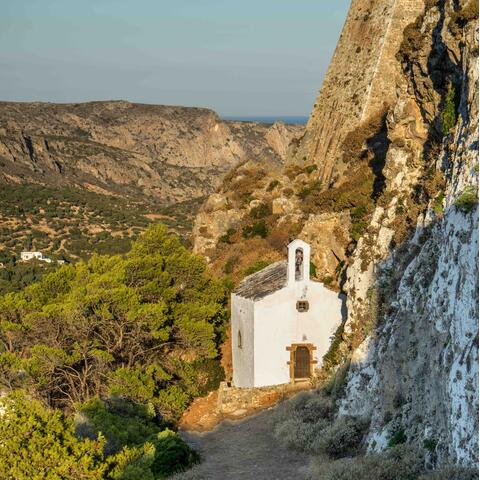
xmin=0 ymin=392 xmax=107 ymax=479
xmin=308 ymin=445 xmax=423 ymax=480
xmin=418 ymin=465 xmax=478 ymax=480
xmin=273 ymin=392 xmax=369 ymax=457
xmin=0 ymin=392 xmax=197 ymax=479
xmin=0 ymin=224 xmax=228 ymax=419
xmin=0 ymin=259 xmax=58 ymax=295
xmin=317 ymin=416 xmax=370 ymax=459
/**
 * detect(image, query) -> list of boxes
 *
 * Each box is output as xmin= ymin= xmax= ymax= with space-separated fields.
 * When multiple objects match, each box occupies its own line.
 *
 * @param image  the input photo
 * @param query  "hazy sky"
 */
xmin=0 ymin=0 xmax=350 ymax=116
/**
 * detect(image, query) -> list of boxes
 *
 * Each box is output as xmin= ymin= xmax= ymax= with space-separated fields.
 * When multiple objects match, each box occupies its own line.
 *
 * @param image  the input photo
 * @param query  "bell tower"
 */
xmin=287 ymin=239 xmax=310 ymax=285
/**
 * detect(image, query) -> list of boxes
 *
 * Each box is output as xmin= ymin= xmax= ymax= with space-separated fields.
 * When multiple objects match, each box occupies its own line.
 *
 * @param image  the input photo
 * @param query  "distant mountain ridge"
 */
xmin=0 ymin=100 xmax=302 ymax=204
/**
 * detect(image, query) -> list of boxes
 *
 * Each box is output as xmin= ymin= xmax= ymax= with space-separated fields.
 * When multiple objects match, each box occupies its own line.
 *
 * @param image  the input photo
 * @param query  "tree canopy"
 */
xmin=0 ymin=224 xmax=227 ymax=478
xmin=0 ymin=224 xmax=227 ymax=418
xmin=0 ymin=392 xmax=197 ymax=479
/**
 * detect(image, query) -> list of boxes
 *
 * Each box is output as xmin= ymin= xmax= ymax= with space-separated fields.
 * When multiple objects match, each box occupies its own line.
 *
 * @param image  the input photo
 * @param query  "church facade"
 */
xmin=231 ymin=239 xmax=345 ymax=388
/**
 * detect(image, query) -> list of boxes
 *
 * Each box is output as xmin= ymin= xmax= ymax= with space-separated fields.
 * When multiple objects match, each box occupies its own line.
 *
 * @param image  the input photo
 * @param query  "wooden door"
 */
xmin=294 ymin=346 xmax=311 ymax=379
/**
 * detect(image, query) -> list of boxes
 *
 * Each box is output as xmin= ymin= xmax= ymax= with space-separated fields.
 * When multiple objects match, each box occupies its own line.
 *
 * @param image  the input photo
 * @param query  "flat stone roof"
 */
xmin=233 ymin=261 xmax=288 ymax=301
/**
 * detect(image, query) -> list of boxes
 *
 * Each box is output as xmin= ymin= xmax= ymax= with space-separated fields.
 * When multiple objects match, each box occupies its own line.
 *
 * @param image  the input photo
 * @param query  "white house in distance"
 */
xmin=20 ymin=251 xmax=52 ymax=263
xmin=231 ymin=239 xmax=345 ymax=388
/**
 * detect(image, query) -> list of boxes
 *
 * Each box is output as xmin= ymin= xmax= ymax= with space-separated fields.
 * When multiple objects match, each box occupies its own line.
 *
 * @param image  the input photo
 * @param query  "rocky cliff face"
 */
xmin=338 ymin=0 xmax=478 ymax=466
xmin=192 ymin=0 xmax=478 ymax=466
xmin=288 ymin=0 xmax=424 ymax=189
xmin=0 ymin=101 xmax=301 ymax=203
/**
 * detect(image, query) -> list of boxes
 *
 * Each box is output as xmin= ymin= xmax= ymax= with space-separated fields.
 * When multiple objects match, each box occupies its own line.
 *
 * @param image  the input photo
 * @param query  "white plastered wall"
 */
xmin=231 ymin=293 xmax=255 ymax=387
xmin=253 ymin=281 xmax=343 ymax=387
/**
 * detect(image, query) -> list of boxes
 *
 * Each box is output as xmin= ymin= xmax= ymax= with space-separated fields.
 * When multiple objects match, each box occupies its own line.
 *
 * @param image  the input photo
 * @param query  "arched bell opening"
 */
xmin=295 ymin=247 xmax=304 ymax=281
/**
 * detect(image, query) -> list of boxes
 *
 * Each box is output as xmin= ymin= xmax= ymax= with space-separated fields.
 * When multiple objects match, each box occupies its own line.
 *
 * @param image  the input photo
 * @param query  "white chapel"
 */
xmin=231 ymin=239 xmax=345 ymax=388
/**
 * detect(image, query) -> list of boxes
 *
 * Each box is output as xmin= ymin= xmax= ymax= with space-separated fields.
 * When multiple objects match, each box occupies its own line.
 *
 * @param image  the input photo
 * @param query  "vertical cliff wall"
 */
xmin=336 ymin=0 xmax=478 ymax=466
xmin=289 ymin=0 xmax=424 ymax=189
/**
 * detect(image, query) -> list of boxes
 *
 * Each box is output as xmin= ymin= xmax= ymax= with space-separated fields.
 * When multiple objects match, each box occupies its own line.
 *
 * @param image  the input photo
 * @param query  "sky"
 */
xmin=0 ymin=0 xmax=351 ymax=117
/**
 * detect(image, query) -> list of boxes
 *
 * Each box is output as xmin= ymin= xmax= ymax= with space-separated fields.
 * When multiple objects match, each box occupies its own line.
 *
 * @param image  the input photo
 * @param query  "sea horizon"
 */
xmin=221 ymin=115 xmax=309 ymax=125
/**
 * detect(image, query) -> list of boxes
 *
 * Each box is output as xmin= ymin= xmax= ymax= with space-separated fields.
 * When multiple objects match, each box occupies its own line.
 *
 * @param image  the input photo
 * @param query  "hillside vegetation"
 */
xmin=0 ymin=184 xmax=204 ymax=295
xmin=0 ymin=224 xmax=228 ymax=478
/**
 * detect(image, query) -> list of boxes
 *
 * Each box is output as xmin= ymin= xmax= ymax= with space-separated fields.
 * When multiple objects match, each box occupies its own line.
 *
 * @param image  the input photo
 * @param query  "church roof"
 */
xmin=233 ymin=260 xmax=288 ymax=301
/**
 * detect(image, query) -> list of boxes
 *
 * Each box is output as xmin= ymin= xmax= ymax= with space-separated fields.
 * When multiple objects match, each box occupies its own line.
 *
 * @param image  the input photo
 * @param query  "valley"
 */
xmin=0 ymin=101 xmax=301 ymax=293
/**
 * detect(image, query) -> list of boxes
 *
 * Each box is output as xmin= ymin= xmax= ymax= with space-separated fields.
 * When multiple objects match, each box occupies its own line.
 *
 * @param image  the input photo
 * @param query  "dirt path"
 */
xmin=179 ymin=406 xmax=311 ymax=480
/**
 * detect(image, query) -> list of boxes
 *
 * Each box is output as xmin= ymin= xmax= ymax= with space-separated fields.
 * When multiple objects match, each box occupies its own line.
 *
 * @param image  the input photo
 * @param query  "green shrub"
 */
xmin=78 ymin=398 xmax=199 ymax=478
xmin=273 ymin=393 xmax=369 ymax=458
xmin=418 ymin=465 xmax=478 ymax=480
xmin=455 ymin=186 xmax=478 ymax=213
xmin=310 ymin=261 xmax=317 ymax=277
xmin=0 ymin=392 xmax=107 ymax=479
xmin=279 ymin=392 xmax=334 ymax=423
xmin=150 ymin=429 xmax=198 ymax=477
xmin=266 ymin=179 xmax=280 ymax=192
xmin=249 ymin=202 xmax=271 ymax=219
xmin=388 ymin=428 xmax=407 ymax=448
xmin=223 ymin=255 xmax=238 ymax=274
xmin=185 ymin=359 xmax=225 ymax=396
xmin=308 ymin=445 xmax=423 ymax=480
xmin=243 ymin=260 xmax=271 ymax=276
xmin=274 ymin=393 xmax=333 ymax=452
xmin=242 ymin=220 xmax=269 ymax=239
xmin=322 ymin=361 xmax=350 ymax=400
xmin=441 ymin=83 xmax=459 ymax=134
xmin=78 ymin=398 xmax=160 ymax=455
xmin=322 ymin=323 xmax=345 ymax=372
xmin=423 ymin=438 xmax=437 ymax=452
xmin=305 ymin=164 xmax=318 ymax=174
xmin=218 ymin=228 xmax=236 ymax=244
xmin=433 ymin=192 xmax=445 ymax=213
xmin=350 ymin=204 xmax=370 ymax=241
xmin=323 ymin=275 xmax=333 ymax=285
xmin=275 ymin=396 xmax=368 ymax=458
xmin=313 ymin=416 xmax=370 ymax=458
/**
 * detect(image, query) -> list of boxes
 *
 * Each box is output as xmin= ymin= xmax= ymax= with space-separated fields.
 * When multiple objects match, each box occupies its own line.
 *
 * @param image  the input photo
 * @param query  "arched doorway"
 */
xmin=294 ymin=346 xmax=311 ymax=379
xmin=287 ymin=344 xmax=317 ymax=382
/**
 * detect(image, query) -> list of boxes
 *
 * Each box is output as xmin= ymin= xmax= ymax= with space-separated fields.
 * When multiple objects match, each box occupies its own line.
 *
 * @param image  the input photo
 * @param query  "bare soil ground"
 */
xmin=179 ymin=405 xmax=311 ymax=480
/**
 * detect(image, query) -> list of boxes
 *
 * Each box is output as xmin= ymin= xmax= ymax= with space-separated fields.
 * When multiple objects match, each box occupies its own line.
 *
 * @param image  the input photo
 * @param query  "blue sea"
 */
xmin=221 ymin=115 xmax=308 ymax=125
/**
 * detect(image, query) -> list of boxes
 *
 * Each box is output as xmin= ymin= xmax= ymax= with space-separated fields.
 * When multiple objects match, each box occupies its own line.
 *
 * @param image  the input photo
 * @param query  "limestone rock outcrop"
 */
xmin=338 ymin=1 xmax=479 ymax=465
xmin=288 ymin=0 xmax=424 ymax=190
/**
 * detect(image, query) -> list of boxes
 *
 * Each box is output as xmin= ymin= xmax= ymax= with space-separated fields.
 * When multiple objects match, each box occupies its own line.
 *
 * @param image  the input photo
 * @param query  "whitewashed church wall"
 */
xmin=299 ymin=282 xmax=344 ymax=368
xmin=253 ymin=282 xmax=344 ymax=387
xmin=231 ymin=293 xmax=255 ymax=387
xmin=253 ymin=290 xmax=296 ymax=386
